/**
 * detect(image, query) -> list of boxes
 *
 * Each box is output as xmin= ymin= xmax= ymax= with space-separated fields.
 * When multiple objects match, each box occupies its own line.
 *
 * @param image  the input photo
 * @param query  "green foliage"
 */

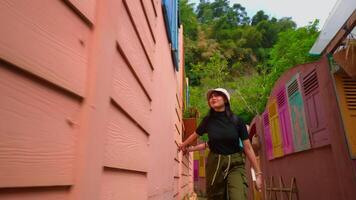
xmin=181 ymin=0 xmax=320 ymax=124
xmin=183 ymin=106 xmax=200 ymax=118
xmin=251 ymin=10 xmax=268 ymax=26
xmin=265 ymin=20 xmax=320 ymax=91
xmin=191 ymin=53 xmax=229 ymax=86
xmin=179 ymin=0 xmax=199 ymax=40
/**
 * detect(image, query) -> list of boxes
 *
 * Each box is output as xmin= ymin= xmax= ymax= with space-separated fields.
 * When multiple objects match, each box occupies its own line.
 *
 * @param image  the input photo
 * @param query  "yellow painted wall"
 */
xmin=334 ymin=74 xmax=356 ymax=158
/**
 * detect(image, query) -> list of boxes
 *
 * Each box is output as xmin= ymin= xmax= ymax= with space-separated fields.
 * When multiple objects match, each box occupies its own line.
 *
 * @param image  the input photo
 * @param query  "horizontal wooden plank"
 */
xmin=104 ymin=103 xmax=149 ymax=172
xmin=173 ymin=178 xmax=179 ymax=197
xmin=123 ymin=0 xmax=155 ymax=66
xmin=112 ymin=45 xmax=151 ymax=133
xmin=125 ymin=0 xmax=155 ymax=47
xmin=175 ymin=108 xmax=181 ymax=123
xmin=175 ymin=124 xmax=181 ymax=136
xmin=100 ymin=168 xmax=147 ymax=200
xmin=64 ymin=0 xmax=96 ymax=25
xmin=173 ymin=162 xmax=179 ymax=177
xmin=140 ymin=0 xmax=156 ymax=43
xmin=176 ymin=94 xmax=182 ymax=110
xmin=174 ymin=157 xmax=180 ymax=163
xmin=0 ymin=65 xmax=80 ymax=188
xmin=0 ymin=186 xmax=70 ymax=200
xmin=181 ymin=183 xmax=189 ymax=189
xmin=181 ymin=174 xmax=189 ymax=177
xmin=173 ymin=192 xmax=179 ymax=198
xmin=150 ymin=0 xmax=158 ymax=17
xmin=0 ymin=0 xmax=89 ymax=96
xmin=118 ymin=0 xmax=155 ymax=79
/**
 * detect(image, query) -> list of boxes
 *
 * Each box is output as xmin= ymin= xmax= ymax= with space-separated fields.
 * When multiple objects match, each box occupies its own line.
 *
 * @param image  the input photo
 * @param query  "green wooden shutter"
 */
xmin=287 ymin=74 xmax=311 ymax=152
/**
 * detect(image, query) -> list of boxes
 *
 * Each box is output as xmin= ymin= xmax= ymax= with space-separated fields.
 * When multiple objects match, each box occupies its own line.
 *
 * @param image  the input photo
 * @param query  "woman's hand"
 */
xmin=178 ymin=143 xmax=186 ymax=152
xmin=255 ymin=174 xmax=263 ymax=192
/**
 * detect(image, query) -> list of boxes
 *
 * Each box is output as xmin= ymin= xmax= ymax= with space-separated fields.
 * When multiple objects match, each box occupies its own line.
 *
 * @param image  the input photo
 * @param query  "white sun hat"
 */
xmin=206 ymin=88 xmax=231 ymax=104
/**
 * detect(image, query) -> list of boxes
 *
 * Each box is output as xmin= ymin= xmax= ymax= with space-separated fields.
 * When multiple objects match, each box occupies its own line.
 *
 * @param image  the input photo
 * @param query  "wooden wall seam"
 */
xmin=0 ymin=0 xmax=89 ymax=97
xmin=175 ymin=124 xmax=181 ymax=135
xmin=103 ymin=166 xmax=148 ymax=175
xmin=110 ymin=98 xmax=150 ymax=136
xmin=140 ymin=0 xmax=156 ymax=44
xmin=116 ymin=42 xmax=152 ymax=102
xmin=150 ymin=0 xmax=158 ymax=17
xmin=123 ymin=0 xmax=155 ymax=70
xmin=0 ymin=62 xmax=79 ymax=188
xmin=62 ymin=0 xmax=94 ymax=27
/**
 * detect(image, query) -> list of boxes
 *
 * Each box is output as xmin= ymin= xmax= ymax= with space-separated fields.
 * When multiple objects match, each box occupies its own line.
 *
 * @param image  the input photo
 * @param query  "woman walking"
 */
xmin=179 ymin=88 xmax=262 ymax=200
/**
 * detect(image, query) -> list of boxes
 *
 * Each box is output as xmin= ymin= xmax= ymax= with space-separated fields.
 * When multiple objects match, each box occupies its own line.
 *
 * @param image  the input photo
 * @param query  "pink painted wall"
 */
xmin=0 ymin=0 xmax=192 ymax=199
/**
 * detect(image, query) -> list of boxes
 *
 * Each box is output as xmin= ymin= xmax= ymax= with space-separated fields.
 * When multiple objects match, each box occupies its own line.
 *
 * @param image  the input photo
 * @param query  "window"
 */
xmin=334 ymin=74 xmax=356 ymax=158
xmin=263 ymin=111 xmax=274 ymax=160
xmin=287 ymin=74 xmax=311 ymax=152
xmin=268 ymin=98 xmax=284 ymax=158
xmin=302 ymin=68 xmax=328 ymax=147
xmin=277 ymin=87 xmax=294 ymax=154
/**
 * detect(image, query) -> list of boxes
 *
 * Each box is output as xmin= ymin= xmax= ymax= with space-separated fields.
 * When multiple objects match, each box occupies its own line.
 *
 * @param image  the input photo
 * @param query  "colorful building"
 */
xmin=248 ymin=1 xmax=356 ymax=199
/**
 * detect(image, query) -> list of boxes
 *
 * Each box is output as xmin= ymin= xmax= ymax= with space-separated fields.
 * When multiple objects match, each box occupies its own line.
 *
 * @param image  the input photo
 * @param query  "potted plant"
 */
xmin=183 ymin=107 xmax=199 ymax=144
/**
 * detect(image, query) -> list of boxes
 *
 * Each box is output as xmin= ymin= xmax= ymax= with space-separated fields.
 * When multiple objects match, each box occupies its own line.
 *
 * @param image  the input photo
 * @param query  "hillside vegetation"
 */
xmin=181 ymin=0 xmax=320 ymax=123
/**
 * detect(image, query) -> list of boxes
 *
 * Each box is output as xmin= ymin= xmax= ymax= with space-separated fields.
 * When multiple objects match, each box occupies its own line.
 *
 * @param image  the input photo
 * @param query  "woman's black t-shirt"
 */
xmin=195 ymin=111 xmax=249 ymax=155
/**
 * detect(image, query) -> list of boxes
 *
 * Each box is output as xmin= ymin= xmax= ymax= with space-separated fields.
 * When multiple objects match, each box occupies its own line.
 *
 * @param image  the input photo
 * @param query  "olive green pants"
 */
xmin=206 ymin=151 xmax=247 ymax=200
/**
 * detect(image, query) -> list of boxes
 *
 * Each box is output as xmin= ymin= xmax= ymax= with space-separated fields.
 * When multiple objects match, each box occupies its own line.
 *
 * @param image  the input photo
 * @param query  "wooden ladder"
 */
xmin=264 ymin=176 xmax=299 ymax=200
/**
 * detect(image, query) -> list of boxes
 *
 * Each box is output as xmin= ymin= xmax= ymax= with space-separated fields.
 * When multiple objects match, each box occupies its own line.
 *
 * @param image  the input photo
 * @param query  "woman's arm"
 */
xmin=187 ymin=142 xmax=208 ymax=152
xmin=243 ymin=139 xmax=262 ymax=191
xmin=178 ymin=132 xmax=199 ymax=152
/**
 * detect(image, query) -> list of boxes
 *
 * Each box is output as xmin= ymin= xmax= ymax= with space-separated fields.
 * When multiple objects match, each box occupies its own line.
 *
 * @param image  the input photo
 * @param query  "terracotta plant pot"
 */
xmin=183 ymin=118 xmax=197 ymax=145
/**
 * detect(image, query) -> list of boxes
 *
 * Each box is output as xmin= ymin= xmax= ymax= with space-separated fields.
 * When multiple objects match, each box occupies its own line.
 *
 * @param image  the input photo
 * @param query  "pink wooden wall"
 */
xmin=0 ymin=0 xmax=192 ymax=199
xmin=257 ymin=57 xmax=356 ymax=199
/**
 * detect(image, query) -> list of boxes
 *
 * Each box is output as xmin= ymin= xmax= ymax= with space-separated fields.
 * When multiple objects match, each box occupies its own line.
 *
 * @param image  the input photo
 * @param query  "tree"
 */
xmin=251 ymin=10 xmax=269 ymax=26
xmin=265 ymin=20 xmax=320 ymax=95
xmin=180 ymin=0 xmax=318 ymax=123
xmin=179 ymin=0 xmax=199 ymax=40
xmin=197 ymin=0 xmax=214 ymax=23
xmin=190 ymin=52 xmax=228 ymax=87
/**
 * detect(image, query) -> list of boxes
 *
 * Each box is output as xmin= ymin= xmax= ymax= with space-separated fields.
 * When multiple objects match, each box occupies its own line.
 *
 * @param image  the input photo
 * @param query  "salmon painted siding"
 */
xmin=0 ymin=64 xmax=79 ymax=188
xmin=0 ymin=0 xmax=90 ymax=96
xmin=0 ymin=0 xmax=191 ymax=199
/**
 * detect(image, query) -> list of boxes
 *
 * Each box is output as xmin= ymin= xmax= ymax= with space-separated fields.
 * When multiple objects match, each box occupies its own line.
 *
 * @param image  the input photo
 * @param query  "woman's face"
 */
xmin=208 ymin=92 xmax=226 ymax=110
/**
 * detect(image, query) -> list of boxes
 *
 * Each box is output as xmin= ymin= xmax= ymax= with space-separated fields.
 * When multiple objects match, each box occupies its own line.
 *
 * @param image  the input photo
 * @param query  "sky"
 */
xmin=189 ymin=0 xmax=338 ymax=28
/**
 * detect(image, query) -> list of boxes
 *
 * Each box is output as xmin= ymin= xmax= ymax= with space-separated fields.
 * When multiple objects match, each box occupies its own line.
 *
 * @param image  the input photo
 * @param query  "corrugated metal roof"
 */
xmin=309 ymin=0 xmax=356 ymax=55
